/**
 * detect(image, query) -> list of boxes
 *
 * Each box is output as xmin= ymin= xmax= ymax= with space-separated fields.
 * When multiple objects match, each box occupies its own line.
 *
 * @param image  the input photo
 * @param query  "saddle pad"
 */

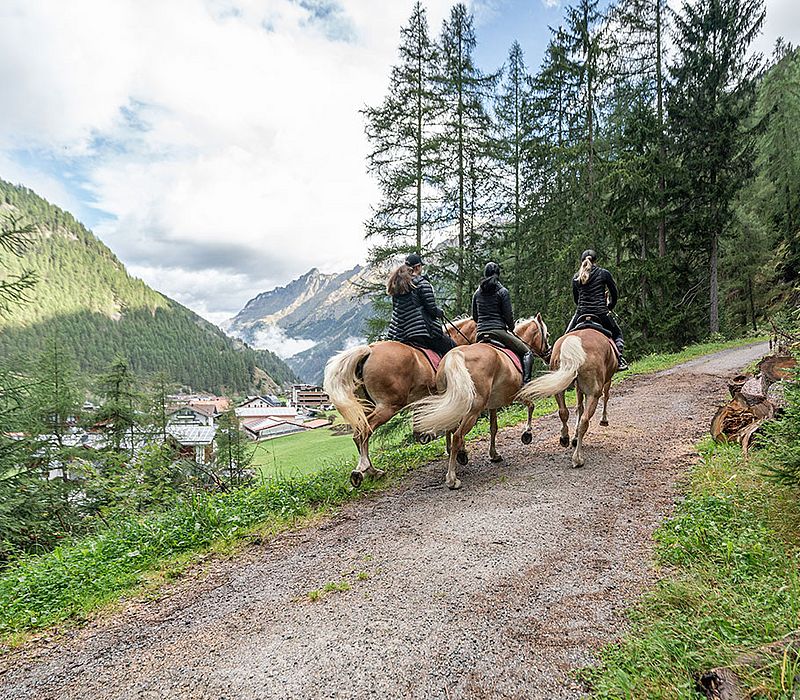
xmin=497 ymin=347 xmax=523 ymax=375
xmin=416 ymin=347 xmax=442 ymax=371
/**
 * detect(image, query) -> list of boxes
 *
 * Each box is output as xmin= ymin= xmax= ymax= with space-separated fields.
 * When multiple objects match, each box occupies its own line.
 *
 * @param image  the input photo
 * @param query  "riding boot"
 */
xmin=614 ymin=339 xmax=629 ymax=371
xmin=522 ymin=351 xmax=534 ymax=383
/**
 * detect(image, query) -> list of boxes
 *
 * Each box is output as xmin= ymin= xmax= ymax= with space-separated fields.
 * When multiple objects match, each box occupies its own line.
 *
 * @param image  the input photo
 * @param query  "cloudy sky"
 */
xmin=1 ymin=0 xmax=797 ymax=324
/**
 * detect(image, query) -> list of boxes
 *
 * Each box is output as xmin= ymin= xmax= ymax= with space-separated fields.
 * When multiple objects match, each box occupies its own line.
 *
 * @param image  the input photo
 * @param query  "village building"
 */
xmin=166 ymin=425 xmax=215 ymax=464
xmin=290 ymin=384 xmax=331 ymax=409
xmin=166 ymin=404 xmax=216 ymax=427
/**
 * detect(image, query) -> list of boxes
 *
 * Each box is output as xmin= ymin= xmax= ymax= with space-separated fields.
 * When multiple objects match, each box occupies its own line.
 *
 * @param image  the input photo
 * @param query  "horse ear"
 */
xmin=535 ymin=312 xmax=542 ymax=322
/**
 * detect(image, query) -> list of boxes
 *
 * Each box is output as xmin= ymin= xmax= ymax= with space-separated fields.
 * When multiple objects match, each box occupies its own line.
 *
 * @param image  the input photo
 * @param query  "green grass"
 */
xmin=582 ymin=439 xmax=800 ymax=699
xmin=0 ymin=336 xmax=766 ymax=645
xmin=251 ymin=429 xmax=358 ymax=479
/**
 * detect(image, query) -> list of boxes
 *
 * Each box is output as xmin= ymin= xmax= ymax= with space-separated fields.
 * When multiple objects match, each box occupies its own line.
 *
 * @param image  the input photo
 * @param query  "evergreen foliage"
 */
xmin=363 ymin=0 xmax=795 ymax=354
xmin=0 ymin=179 xmax=296 ymax=393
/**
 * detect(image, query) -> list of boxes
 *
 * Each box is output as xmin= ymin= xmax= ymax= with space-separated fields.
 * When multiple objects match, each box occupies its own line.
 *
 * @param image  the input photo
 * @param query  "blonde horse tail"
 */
xmin=411 ymin=350 xmax=476 ymax=435
xmin=323 ymin=345 xmax=372 ymax=437
xmin=516 ymin=335 xmax=586 ymax=403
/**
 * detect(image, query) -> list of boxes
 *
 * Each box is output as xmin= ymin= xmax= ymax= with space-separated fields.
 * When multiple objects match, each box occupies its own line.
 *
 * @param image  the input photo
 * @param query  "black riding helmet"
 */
xmin=580 ymin=249 xmax=597 ymax=262
xmin=483 ymin=261 xmax=501 ymax=278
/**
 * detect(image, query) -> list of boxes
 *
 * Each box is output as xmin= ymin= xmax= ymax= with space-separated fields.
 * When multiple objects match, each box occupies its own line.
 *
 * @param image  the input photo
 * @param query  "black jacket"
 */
xmin=387 ymin=275 xmax=444 ymax=341
xmin=572 ymin=266 xmax=618 ymax=315
xmin=471 ymin=277 xmax=514 ymax=334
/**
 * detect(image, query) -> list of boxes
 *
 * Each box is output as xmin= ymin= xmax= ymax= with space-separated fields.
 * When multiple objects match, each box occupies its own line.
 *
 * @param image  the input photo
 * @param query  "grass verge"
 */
xmin=0 ymin=336 xmax=765 ymax=645
xmin=581 ymin=438 xmax=800 ymax=699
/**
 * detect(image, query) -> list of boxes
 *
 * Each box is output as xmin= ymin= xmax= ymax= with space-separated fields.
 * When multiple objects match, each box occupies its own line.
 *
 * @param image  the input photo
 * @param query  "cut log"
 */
xmin=767 ymin=381 xmax=788 ymax=410
xmin=710 ymin=397 xmax=773 ymax=444
xmin=727 ymin=374 xmax=750 ymax=399
xmin=758 ymin=355 xmax=797 ymax=386
xmin=740 ymin=376 xmax=766 ymax=405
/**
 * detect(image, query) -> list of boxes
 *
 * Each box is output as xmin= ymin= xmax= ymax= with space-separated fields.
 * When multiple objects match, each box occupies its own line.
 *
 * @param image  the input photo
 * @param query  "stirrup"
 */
xmin=617 ymin=356 xmax=629 ymax=371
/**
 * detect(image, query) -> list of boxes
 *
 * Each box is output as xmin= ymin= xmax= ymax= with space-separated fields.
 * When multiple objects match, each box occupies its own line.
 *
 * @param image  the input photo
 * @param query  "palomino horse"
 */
xmin=410 ymin=315 xmax=551 ymax=490
xmin=323 ymin=319 xmax=475 ymax=487
xmin=516 ymin=328 xmax=617 ymax=468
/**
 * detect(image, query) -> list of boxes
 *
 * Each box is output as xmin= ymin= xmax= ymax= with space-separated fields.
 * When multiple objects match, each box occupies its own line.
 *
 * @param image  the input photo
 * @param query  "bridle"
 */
xmin=534 ymin=316 xmax=552 ymax=363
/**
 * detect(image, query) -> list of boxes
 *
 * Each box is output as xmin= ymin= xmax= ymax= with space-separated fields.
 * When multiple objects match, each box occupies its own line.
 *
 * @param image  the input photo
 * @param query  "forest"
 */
xmin=0 ymin=179 xmax=296 ymax=393
xmin=364 ymin=0 xmax=799 ymax=354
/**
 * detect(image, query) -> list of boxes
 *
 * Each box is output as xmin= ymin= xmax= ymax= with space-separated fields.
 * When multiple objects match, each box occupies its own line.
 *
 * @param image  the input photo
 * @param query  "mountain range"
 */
xmin=0 ymin=179 xmax=296 ymax=394
xmin=223 ymin=266 xmax=375 ymax=383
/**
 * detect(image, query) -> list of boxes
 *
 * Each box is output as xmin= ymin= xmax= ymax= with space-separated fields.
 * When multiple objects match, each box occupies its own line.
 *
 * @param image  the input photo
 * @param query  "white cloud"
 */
xmin=251 ymin=323 xmax=317 ymax=358
xmin=754 ymin=0 xmax=800 ymax=58
xmin=0 ymin=0 xmax=476 ymax=318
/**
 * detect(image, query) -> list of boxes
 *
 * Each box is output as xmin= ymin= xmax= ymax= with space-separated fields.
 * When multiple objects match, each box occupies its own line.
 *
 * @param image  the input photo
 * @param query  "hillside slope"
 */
xmin=224 ymin=266 xmax=375 ymax=383
xmin=0 ymin=179 xmax=296 ymax=393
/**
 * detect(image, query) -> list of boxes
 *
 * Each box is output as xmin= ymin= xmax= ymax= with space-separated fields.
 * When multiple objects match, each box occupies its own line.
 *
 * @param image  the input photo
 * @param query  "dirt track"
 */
xmin=0 ymin=342 xmax=768 ymax=699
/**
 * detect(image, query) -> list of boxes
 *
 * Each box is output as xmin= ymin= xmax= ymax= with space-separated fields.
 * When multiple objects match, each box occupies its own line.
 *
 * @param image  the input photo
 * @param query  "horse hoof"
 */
xmin=369 ymin=468 xmax=386 ymax=480
xmin=559 ymin=436 xmax=570 ymax=448
xmin=456 ymin=450 xmax=468 ymax=466
xmin=571 ymin=438 xmax=577 ymax=448
xmin=350 ymin=470 xmax=364 ymax=488
xmin=419 ymin=433 xmax=432 ymax=444
xmin=600 ymin=419 xmax=609 ymax=427
xmin=447 ymin=478 xmax=462 ymax=490
xmin=572 ymin=460 xmax=584 ymax=469
xmin=489 ymin=455 xmax=503 ymax=463
xmin=521 ymin=431 xmax=532 ymax=445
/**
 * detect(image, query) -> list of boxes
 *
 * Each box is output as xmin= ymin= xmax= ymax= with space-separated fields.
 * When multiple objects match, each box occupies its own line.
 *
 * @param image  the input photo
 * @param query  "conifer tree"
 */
xmin=669 ymin=0 xmax=765 ymax=333
xmin=493 ymin=41 xmax=536 ymax=301
xmin=433 ymin=3 xmax=497 ymax=311
xmin=363 ymin=1 xmax=439 ymax=262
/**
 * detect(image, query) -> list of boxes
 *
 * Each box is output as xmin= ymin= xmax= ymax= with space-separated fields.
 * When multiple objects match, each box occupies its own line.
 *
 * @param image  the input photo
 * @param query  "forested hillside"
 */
xmin=365 ymin=0 xmax=798 ymax=355
xmin=0 ymin=180 xmax=296 ymax=392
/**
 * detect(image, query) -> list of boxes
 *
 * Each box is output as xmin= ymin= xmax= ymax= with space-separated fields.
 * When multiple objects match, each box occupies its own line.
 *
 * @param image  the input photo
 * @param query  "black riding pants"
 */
xmin=477 ymin=329 xmax=531 ymax=361
xmin=407 ymin=334 xmax=456 ymax=357
xmin=566 ymin=310 xmax=624 ymax=346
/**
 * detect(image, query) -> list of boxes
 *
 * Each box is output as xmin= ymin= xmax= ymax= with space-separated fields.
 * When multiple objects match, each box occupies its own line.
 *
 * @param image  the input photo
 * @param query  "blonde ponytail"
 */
xmin=577 ymin=257 xmax=593 ymax=285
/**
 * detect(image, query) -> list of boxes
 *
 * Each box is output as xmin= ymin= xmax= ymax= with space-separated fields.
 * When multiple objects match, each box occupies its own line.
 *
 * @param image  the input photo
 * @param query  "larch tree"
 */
xmin=668 ymin=0 xmax=765 ymax=333
xmin=362 ymin=1 xmax=439 ymax=264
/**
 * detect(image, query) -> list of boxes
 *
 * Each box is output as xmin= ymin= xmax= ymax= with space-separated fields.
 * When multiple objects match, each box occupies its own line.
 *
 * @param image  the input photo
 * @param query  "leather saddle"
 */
xmin=572 ymin=313 xmax=612 ymax=338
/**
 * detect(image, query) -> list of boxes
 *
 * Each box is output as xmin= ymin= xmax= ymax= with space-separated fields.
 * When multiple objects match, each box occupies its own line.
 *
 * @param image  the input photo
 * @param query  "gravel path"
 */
xmin=0 ymin=342 xmax=768 ymax=700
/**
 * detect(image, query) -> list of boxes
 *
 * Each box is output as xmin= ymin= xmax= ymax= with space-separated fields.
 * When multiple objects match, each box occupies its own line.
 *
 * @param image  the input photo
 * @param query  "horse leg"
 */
xmin=489 ymin=409 xmax=502 ymax=462
xmin=572 ymin=387 xmax=585 ymax=448
xmin=521 ymin=404 xmax=534 ymax=445
xmin=600 ymin=380 xmax=611 ymax=426
xmin=447 ymin=411 xmax=480 ymax=490
xmin=350 ymin=404 xmax=395 ymax=487
xmin=555 ymin=391 xmax=570 ymax=448
xmin=572 ymin=394 xmax=600 ymax=468
xmin=446 ymin=432 xmax=452 ymax=455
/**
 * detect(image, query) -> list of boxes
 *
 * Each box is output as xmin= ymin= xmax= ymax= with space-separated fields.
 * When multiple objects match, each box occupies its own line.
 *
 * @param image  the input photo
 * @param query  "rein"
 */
xmin=442 ymin=312 xmax=472 ymax=344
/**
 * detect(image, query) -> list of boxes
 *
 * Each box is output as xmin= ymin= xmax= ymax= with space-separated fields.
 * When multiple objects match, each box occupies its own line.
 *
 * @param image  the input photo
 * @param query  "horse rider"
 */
xmin=566 ymin=249 xmax=629 ymax=371
xmin=471 ymin=261 xmax=535 ymax=383
xmin=386 ymin=252 xmax=457 ymax=357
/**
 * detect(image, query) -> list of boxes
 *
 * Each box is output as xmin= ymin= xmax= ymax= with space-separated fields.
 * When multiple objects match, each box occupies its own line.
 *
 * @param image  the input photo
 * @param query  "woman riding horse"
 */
xmin=565 ymin=249 xmax=628 ymax=371
xmin=386 ymin=253 xmax=456 ymax=357
xmin=471 ymin=262 xmax=535 ymax=383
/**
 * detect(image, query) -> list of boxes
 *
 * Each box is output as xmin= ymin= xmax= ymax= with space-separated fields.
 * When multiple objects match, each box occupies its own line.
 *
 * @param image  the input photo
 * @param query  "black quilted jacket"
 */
xmin=471 ymin=278 xmax=514 ymax=333
xmin=387 ymin=276 xmax=444 ymax=341
xmin=572 ymin=266 xmax=619 ymax=315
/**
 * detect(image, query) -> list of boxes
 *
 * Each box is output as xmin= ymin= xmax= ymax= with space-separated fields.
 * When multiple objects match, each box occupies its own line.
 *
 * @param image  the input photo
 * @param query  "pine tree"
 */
xmin=215 ymin=409 xmax=253 ymax=487
xmin=433 ymin=3 xmax=497 ymax=311
xmin=95 ymin=356 xmax=139 ymax=453
xmin=362 ymin=1 xmax=439 ymax=262
xmin=493 ymin=41 xmax=536 ymax=301
xmin=669 ymin=0 xmax=765 ymax=333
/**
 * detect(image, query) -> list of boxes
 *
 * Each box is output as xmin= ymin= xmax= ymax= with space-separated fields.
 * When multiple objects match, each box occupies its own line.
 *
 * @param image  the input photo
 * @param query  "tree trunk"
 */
xmin=709 ymin=229 xmax=719 ymax=333
xmin=656 ymin=0 xmax=666 ymax=257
